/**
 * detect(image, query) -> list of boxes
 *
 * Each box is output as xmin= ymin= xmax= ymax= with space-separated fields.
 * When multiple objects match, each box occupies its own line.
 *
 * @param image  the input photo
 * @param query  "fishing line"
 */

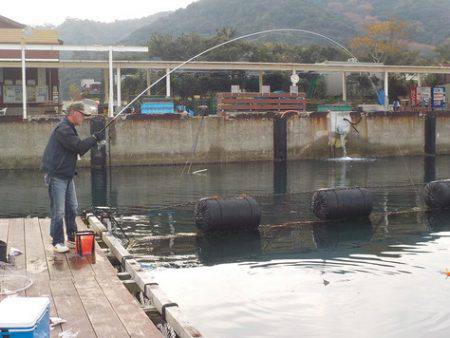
xmin=102 ymin=28 xmax=361 ymax=195
xmin=181 ymin=112 xmax=207 ymax=175
xmin=99 ymin=28 xmax=358 ymax=134
xmin=98 ymin=28 xmax=395 ymax=218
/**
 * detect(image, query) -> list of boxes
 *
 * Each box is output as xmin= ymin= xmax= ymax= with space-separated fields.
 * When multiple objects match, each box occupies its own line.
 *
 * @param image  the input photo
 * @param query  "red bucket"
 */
xmin=75 ymin=231 xmax=96 ymax=259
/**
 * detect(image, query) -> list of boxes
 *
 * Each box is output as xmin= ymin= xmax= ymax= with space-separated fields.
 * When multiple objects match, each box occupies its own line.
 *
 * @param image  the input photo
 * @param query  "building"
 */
xmin=319 ymin=61 xmax=383 ymax=97
xmin=0 ymin=15 xmax=62 ymax=116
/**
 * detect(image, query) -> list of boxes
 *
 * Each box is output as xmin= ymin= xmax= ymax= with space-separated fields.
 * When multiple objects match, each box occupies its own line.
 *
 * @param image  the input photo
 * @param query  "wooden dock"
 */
xmin=0 ymin=217 xmax=162 ymax=338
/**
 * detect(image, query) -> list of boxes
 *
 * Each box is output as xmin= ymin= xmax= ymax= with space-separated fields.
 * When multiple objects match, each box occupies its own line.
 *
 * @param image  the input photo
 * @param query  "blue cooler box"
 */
xmin=0 ymin=297 xmax=50 ymax=337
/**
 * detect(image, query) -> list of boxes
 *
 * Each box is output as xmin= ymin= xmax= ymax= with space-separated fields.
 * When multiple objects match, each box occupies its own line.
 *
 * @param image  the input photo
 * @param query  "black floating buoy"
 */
xmin=423 ymin=179 xmax=450 ymax=209
xmin=0 ymin=240 xmax=6 ymax=263
xmin=194 ymin=196 xmax=261 ymax=233
xmin=312 ymin=187 xmax=373 ymax=220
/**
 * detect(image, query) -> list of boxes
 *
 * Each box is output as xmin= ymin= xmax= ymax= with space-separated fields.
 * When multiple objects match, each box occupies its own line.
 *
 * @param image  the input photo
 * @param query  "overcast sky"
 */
xmin=3 ymin=0 xmax=197 ymax=26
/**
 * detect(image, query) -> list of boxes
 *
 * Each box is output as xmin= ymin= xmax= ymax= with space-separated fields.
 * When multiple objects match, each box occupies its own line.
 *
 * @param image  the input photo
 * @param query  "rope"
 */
xmin=181 ymin=113 xmax=207 ymax=175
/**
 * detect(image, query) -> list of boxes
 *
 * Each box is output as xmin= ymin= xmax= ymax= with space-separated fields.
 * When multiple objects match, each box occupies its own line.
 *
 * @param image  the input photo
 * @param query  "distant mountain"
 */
xmin=56 ymin=12 xmax=170 ymax=45
xmin=125 ymin=0 xmax=357 ymax=45
xmin=315 ymin=0 xmax=450 ymax=44
xmin=125 ymin=0 xmax=450 ymax=46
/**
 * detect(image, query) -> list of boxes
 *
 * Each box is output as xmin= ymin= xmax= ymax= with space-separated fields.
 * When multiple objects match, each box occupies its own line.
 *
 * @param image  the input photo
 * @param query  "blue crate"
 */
xmin=0 ymin=297 xmax=50 ymax=337
xmin=141 ymin=101 xmax=175 ymax=114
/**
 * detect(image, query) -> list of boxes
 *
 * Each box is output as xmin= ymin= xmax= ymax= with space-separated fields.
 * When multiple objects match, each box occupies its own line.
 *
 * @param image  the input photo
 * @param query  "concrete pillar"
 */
xmin=108 ymin=47 xmax=114 ymax=117
xmin=417 ymin=74 xmax=422 ymax=87
xmin=342 ymin=72 xmax=347 ymax=102
xmin=90 ymin=116 xmax=107 ymax=169
xmin=384 ymin=71 xmax=389 ymax=109
xmin=259 ymin=70 xmax=264 ymax=93
xmin=21 ymin=44 xmax=27 ymax=120
xmin=146 ymin=69 xmax=151 ymax=96
xmin=166 ymin=68 xmax=171 ymax=97
xmin=116 ymin=68 xmax=121 ymax=111
xmin=103 ymin=70 xmax=109 ymax=107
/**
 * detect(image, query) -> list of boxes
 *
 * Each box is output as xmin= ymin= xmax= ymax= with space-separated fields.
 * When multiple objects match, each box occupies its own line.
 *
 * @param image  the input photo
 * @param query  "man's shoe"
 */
xmin=53 ymin=243 xmax=69 ymax=253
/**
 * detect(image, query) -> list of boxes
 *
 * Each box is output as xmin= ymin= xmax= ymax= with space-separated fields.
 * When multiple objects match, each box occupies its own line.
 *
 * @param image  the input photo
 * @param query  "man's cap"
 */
xmin=67 ymin=102 xmax=92 ymax=116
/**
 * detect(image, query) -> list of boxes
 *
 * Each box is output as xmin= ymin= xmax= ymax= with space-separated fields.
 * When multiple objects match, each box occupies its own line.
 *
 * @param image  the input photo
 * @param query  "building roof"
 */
xmin=0 ymin=15 xmax=25 ymax=29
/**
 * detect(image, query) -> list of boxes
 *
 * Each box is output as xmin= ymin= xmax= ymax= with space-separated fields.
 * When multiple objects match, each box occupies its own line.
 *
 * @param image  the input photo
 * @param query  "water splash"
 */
xmin=327 ymin=157 xmax=376 ymax=162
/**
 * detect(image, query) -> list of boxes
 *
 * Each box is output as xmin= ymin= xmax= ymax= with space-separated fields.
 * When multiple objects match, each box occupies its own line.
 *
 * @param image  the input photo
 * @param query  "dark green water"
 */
xmin=2 ymin=156 xmax=450 ymax=337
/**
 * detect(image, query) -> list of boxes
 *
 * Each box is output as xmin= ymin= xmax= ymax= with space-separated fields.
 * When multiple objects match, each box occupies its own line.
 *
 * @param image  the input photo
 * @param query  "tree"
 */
xmin=68 ymin=83 xmax=81 ymax=100
xmin=434 ymin=44 xmax=450 ymax=63
xmin=350 ymin=19 xmax=419 ymax=64
xmin=144 ymin=28 xmax=350 ymax=98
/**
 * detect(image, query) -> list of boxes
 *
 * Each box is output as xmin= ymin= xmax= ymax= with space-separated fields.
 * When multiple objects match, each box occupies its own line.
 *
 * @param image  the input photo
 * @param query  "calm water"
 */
xmin=2 ymin=156 xmax=450 ymax=337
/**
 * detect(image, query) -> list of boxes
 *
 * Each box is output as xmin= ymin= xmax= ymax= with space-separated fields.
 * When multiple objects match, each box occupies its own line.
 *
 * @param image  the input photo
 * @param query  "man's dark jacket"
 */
xmin=42 ymin=118 xmax=96 ymax=179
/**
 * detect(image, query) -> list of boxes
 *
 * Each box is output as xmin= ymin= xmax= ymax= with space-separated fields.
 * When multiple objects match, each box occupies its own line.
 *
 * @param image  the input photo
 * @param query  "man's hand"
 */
xmin=93 ymin=131 xmax=105 ymax=142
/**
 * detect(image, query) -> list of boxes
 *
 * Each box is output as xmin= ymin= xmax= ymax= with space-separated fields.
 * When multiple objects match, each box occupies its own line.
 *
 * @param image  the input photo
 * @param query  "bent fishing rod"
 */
xmin=98 ymin=28 xmax=357 ymax=134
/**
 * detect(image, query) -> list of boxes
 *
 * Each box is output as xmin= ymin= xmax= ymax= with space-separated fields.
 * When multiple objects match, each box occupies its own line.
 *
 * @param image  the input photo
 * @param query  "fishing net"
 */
xmin=0 ymin=263 xmax=33 ymax=296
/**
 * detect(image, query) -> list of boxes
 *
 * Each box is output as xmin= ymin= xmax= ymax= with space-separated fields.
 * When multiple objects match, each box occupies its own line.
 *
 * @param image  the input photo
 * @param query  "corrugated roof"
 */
xmin=0 ymin=28 xmax=60 ymax=44
xmin=0 ymin=15 xmax=25 ymax=29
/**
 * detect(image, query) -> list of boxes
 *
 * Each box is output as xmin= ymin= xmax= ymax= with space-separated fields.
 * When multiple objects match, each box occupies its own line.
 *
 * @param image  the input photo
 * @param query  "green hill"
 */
xmin=57 ymin=12 xmax=170 ymax=45
xmin=125 ymin=0 xmax=357 ymax=45
xmin=125 ymin=0 xmax=450 ymax=46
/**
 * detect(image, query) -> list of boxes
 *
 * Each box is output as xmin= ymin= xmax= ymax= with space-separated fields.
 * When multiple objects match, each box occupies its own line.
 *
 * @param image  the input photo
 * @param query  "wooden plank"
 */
xmin=96 ymin=277 xmax=163 ymax=338
xmin=219 ymin=105 xmax=305 ymax=110
xmin=221 ymin=98 xmax=306 ymax=104
xmin=73 ymin=277 xmax=130 ymax=338
xmin=39 ymin=218 xmax=72 ymax=281
xmin=24 ymin=218 xmax=50 ymax=282
xmin=76 ymin=218 xmax=162 ymax=337
xmin=218 ymin=92 xmax=305 ymax=98
xmin=101 ymin=232 xmax=130 ymax=264
xmin=0 ymin=219 xmax=10 ymax=302
xmin=7 ymin=218 xmax=25 ymax=271
xmin=50 ymin=279 xmax=97 ymax=338
xmin=88 ymin=215 xmax=201 ymax=338
xmin=86 ymin=214 xmax=107 ymax=234
xmin=24 ymin=217 xmax=61 ymax=337
xmin=146 ymin=285 xmax=202 ymax=338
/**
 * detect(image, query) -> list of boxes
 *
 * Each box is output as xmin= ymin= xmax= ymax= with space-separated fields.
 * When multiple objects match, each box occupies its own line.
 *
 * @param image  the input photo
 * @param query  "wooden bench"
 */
xmin=217 ymin=92 xmax=306 ymax=113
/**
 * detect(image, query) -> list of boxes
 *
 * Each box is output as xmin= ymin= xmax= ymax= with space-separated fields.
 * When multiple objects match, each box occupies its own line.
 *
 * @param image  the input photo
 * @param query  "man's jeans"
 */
xmin=46 ymin=175 xmax=78 ymax=245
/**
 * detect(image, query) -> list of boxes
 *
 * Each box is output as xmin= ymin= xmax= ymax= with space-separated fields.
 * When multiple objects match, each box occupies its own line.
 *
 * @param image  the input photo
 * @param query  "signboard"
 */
xmin=2 ymin=86 xmax=23 ymax=103
xmin=36 ymin=86 xmax=48 ymax=103
xmin=417 ymin=86 xmax=431 ymax=107
xmin=3 ymin=85 xmax=49 ymax=103
xmin=432 ymin=86 xmax=446 ymax=109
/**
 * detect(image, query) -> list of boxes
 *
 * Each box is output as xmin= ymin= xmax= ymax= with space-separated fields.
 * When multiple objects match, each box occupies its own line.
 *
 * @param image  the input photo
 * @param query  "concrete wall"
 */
xmin=348 ymin=114 xmax=425 ymax=157
xmin=288 ymin=113 xmax=426 ymax=159
xmin=109 ymin=116 xmax=273 ymax=166
xmin=1 ymin=112 xmax=450 ymax=169
xmin=0 ymin=117 xmax=91 ymax=169
xmin=287 ymin=114 xmax=329 ymax=159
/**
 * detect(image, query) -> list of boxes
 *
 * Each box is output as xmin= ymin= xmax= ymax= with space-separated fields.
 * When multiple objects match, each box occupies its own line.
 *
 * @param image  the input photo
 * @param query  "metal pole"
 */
xmin=384 ymin=71 xmax=389 ymax=110
xmin=342 ymin=72 xmax=347 ymax=102
xmin=21 ymin=43 xmax=27 ymax=119
xmin=259 ymin=70 xmax=264 ymax=93
xmin=417 ymin=73 xmax=422 ymax=87
xmin=165 ymin=68 xmax=171 ymax=97
xmin=146 ymin=69 xmax=151 ymax=96
xmin=103 ymin=70 xmax=108 ymax=104
xmin=108 ymin=47 xmax=114 ymax=117
xmin=116 ymin=68 xmax=121 ymax=111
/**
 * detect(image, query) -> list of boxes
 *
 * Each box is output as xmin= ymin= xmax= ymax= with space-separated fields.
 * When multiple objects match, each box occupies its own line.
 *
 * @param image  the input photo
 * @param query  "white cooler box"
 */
xmin=0 ymin=297 xmax=50 ymax=337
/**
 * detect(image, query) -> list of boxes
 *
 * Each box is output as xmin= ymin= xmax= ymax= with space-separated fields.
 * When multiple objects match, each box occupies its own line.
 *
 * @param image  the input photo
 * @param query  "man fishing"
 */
xmin=42 ymin=102 xmax=104 ymax=253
